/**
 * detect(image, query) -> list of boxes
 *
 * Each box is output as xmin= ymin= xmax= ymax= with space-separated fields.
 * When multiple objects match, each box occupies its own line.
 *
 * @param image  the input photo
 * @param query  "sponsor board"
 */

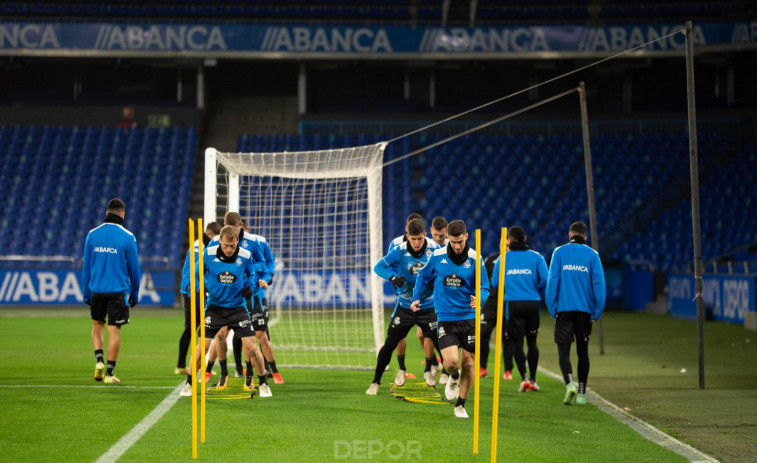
xmin=1 ymin=22 xmax=755 ymax=56
xmin=0 ymin=269 xmax=174 ymax=306
xmin=667 ymin=274 xmax=755 ymax=324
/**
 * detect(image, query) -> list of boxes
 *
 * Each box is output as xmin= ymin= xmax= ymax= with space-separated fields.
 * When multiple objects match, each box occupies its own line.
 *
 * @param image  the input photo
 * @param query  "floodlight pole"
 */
xmin=578 ymin=81 xmax=603 ymax=355
xmin=685 ymin=21 xmax=705 ymax=390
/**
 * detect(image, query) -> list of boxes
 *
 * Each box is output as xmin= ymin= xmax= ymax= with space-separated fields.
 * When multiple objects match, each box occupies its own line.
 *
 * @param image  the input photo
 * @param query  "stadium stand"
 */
xmin=0 ymin=125 xmax=197 ymax=269
xmin=235 ymin=121 xmax=755 ymax=274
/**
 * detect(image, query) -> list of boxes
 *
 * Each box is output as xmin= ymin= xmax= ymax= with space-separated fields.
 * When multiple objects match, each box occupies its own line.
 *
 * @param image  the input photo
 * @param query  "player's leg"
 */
xmin=525 ymin=302 xmax=541 ymax=390
xmin=509 ymin=303 xmax=529 ymax=390
xmin=91 ymin=313 xmax=106 ymax=381
xmin=251 ymin=303 xmax=283 ymax=384
xmin=232 ymin=331 xmax=244 ymax=377
xmin=211 ymin=327 xmax=230 ymax=380
xmin=241 ymin=335 xmax=271 ymax=395
xmin=176 ymin=293 xmax=195 ymax=374
xmin=502 ymin=315 xmax=514 ymax=380
xmin=367 ymin=311 xmax=413 ymax=394
xmin=102 ymin=294 xmax=129 ymax=383
xmin=438 ymin=321 xmax=464 ymax=402
xmin=181 ymin=308 xmax=221 ymax=396
xmin=451 ymin=320 xmax=476 ymax=418
xmin=454 ymin=349 xmax=475 ymax=418
xmin=574 ymin=311 xmax=593 ymax=405
xmin=417 ymin=312 xmax=441 ymax=386
xmin=478 ymin=316 xmax=494 ymax=377
xmin=554 ymin=311 xmax=578 ymax=405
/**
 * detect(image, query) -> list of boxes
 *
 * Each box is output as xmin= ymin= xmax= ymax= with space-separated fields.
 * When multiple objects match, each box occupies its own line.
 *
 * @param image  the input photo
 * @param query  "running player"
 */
xmin=366 ymin=218 xmax=441 ymax=395
xmin=411 ymin=220 xmax=490 ymax=418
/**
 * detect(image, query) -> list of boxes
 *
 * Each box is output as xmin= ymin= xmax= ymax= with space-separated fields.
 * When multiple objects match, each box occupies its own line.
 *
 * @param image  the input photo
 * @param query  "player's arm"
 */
xmin=126 ymin=236 xmax=141 ymax=306
xmin=545 ymin=251 xmax=560 ymax=317
xmin=81 ymin=234 xmax=92 ymax=304
xmin=373 ymin=248 xmax=404 ymax=286
xmin=411 ymin=257 xmax=435 ymax=310
xmin=591 ymin=254 xmax=607 ymax=321
xmin=254 ymin=261 xmax=270 ymax=289
xmin=477 ymin=256 xmax=491 ymax=307
xmin=537 ymin=255 xmax=548 ymax=299
xmin=243 ymin=256 xmax=257 ymax=297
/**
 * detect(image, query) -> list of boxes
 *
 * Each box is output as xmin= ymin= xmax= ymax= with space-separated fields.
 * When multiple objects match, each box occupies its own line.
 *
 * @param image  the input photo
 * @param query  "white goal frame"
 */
xmin=203 ymin=144 xmax=387 ymax=368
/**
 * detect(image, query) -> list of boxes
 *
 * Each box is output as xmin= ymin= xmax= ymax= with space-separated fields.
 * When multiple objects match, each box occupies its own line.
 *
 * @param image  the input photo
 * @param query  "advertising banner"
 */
xmin=0 ymin=269 xmax=175 ymax=306
xmin=667 ymin=274 xmax=755 ymax=324
xmin=2 ymin=22 xmax=755 ymax=57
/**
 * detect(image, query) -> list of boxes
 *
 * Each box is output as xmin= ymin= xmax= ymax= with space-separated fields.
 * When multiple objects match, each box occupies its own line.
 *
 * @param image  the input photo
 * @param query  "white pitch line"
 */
xmin=94 ymin=382 xmax=185 ymax=463
xmin=538 ymin=367 xmax=719 ymax=463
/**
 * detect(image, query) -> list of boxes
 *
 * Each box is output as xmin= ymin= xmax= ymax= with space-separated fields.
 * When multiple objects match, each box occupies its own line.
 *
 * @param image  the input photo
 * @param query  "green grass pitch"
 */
xmin=0 ymin=307 xmax=754 ymax=462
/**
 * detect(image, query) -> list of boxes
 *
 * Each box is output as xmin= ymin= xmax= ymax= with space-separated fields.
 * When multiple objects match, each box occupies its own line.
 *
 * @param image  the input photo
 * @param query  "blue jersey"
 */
xmin=491 ymin=247 xmax=548 ymax=302
xmin=201 ymin=245 xmax=258 ymax=310
xmin=546 ymin=240 xmax=606 ymax=320
xmin=412 ymin=246 xmax=490 ymax=322
xmin=374 ymin=240 xmax=440 ymax=310
xmin=240 ymin=232 xmax=275 ymax=300
xmin=180 ymin=239 xmax=201 ymax=296
xmin=81 ymin=220 xmax=140 ymax=303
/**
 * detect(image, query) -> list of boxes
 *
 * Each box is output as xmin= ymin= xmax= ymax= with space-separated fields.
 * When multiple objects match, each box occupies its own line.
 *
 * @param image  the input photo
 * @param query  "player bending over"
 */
xmin=179 ymin=226 xmax=272 ymax=398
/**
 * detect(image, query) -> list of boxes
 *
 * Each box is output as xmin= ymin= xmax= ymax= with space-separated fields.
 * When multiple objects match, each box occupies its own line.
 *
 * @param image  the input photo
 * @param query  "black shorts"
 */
xmin=506 ymin=301 xmax=540 ymax=339
xmin=554 ymin=310 xmax=593 ymax=344
xmin=244 ymin=297 xmax=269 ymax=333
xmin=438 ymin=319 xmax=476 ymax=353
xmin=90 ymin=292 xmax=130 ymax=327
xmin=388 ymin=307 xmax=438 ymax=340
xmin=204 ymin=305 xmax=255 ymax=339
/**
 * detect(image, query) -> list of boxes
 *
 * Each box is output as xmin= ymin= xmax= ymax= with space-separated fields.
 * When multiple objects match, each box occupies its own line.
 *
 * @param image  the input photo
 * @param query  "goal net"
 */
xmin=204 ymin=143 xmax=386 ymax=369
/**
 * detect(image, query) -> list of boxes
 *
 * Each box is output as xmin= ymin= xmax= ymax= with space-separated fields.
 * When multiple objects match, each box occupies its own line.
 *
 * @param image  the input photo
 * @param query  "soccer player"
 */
xmin=175 ymin=221 xmax=221 ymax=375
xmin=546 ymin=221 xmax=606 ymax=406
xmin=411 ymin=220 xmax=490 ymax=418
xmin=217 ymin=212 xmax=283 ymax=384
xmin=478 ymin=250 xmax=515 ymax=380
xmin=429 ymin=216 xmax=448 ymax=247
xmin=490 ymin=226 xmax=548 ymax=392
xmin=366 ymin=218 xmax=441 ymax=395
xmin=82 ymin=198 xmax=140 ymax=384
xmin=386 ymin=212 xmax=425 ymax=383
xmin=180 ymin=225 xmax=272 ymax=398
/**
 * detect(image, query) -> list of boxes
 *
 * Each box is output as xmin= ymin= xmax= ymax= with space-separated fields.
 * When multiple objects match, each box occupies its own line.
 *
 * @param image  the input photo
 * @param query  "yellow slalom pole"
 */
xmin=491 ymin=227 xmax=507 ymax=463
xmin=473 ymin=229 xmax=482 ymax=454
xmin=188 ymin=219 xmax=197 ymax=459
xmin=197 ymin=218 xmax=206 ymax=444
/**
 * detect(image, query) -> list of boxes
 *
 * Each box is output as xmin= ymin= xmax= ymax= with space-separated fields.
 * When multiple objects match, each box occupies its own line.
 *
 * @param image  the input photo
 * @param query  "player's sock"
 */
xmin=205 ymin=360 xmax=215 ymax=374
xmin=455 ymin=397 xmax=467 ymax=408
xmin=268 ymin=361 xmax=279 ymax=373
xmin=186 ymin=374 xmax=193 ymax=384
xmin=246 ymin=361 xmax=253 ymax=376
xmin=397 ymin=354 xmax=406 ymax=371
xmin=258 ymin=374 xmax=268 ymax=386
xmin=106 ymin=360 xmax=116 ymax=376
xmin=578 ymin=382 xmax=586 ymax=395
xmin=431 ymin=356 xmax=439 ymax=366
xmin=219 ymin=359 xmax=229 ymax=377
xmin=424 ymin=357 xmax=434 ymax=372
xmin=451 ymin=370 xmax=460 ymax=380
xmin=95 ymin=349 xmax=104 ymax=364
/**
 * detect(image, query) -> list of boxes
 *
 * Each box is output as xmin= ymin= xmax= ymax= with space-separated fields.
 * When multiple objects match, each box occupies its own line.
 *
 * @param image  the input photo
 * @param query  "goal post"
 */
xmin=204 ymin=144 xmax=387 ymax=369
